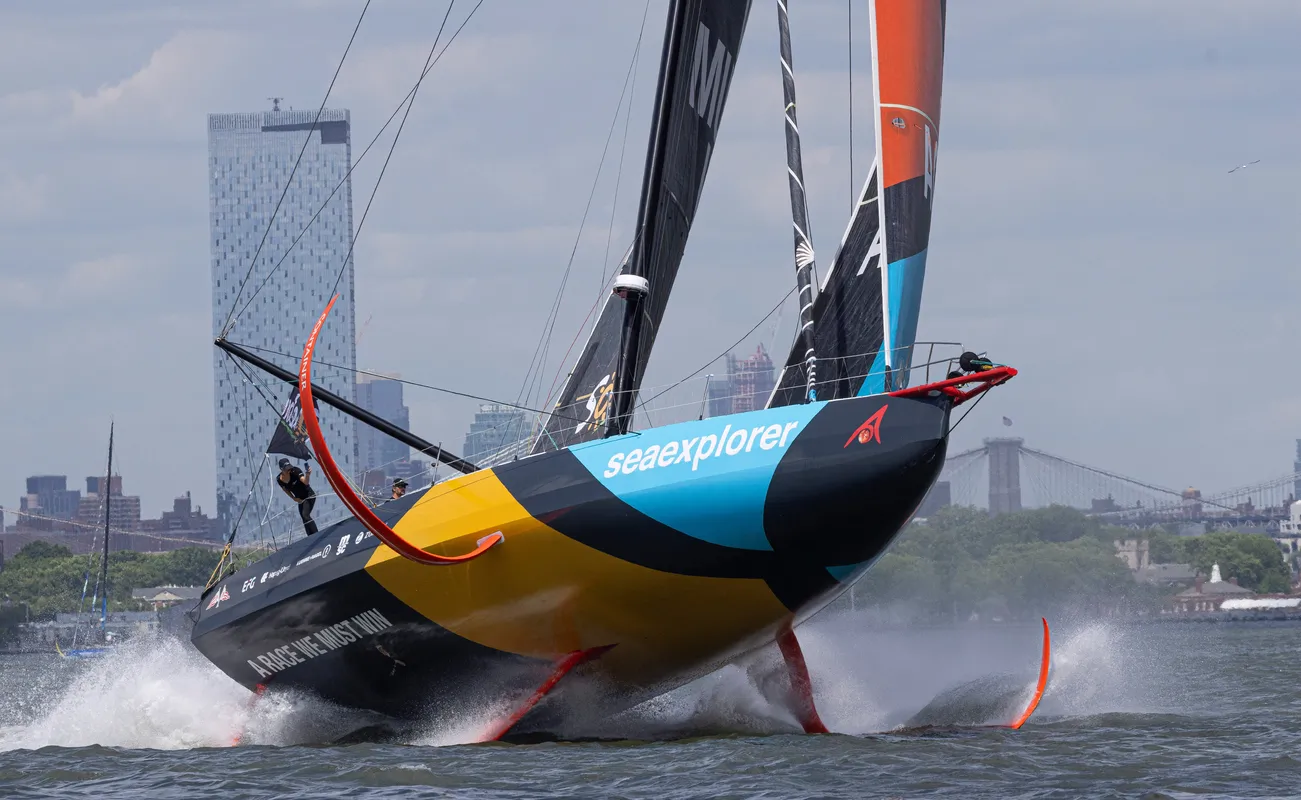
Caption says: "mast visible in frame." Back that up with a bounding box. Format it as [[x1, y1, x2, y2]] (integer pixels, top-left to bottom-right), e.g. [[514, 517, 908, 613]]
[[100, 422, 113, 638], [776, 0, 819, 402], [606, 0, 688, 437]]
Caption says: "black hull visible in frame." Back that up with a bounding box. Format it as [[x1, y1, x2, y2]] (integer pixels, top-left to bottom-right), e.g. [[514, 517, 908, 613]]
[[192, 393, 949, 730]]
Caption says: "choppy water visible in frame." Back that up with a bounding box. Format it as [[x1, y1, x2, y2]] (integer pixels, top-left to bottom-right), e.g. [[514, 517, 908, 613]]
[[3, 615, 1300, 798]]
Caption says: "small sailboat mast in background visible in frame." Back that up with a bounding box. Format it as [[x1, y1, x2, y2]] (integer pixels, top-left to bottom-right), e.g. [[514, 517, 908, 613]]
[[59, 423, 116, 659]]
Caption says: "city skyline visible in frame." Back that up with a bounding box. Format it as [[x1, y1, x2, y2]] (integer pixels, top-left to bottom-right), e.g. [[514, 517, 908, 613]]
[[1, 2, 1299, 516], [355, 372, 411, 478], [208, 107, 359, 538]]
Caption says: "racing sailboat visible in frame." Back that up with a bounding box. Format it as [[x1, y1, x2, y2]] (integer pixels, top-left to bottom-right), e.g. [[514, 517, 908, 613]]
[[195, 0, 1020, 740], [58, 424, 117, 659]]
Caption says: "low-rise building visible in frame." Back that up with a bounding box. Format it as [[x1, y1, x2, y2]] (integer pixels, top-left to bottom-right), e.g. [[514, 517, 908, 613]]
[[1169, 564, 1255, 613], [131, 586, 204, 609]]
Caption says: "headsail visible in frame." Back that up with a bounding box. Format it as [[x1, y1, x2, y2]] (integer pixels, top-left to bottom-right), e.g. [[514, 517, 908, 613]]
[[776, 0, 820, 403], [532, 0, 753, 453], [768, 0, 944, 404], [768, 166, 883, 407], [871, 0, 946, 390]]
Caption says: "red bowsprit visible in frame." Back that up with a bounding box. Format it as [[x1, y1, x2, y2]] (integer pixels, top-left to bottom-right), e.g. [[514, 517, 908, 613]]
[[888, 365, 1017, 406], [298, 296, 503, 565], [483, 644, 616, 742]]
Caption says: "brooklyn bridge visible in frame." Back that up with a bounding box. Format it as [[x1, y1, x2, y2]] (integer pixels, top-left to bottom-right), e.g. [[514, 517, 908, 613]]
[[930, 438, 1301, 531]]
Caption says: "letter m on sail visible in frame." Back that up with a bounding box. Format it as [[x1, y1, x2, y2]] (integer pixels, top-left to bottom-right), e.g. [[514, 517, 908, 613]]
[[688, 22, 733, 132]]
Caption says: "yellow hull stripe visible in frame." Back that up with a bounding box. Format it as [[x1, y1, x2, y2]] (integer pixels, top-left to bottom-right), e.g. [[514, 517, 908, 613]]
[[363, 468, 789, 685]]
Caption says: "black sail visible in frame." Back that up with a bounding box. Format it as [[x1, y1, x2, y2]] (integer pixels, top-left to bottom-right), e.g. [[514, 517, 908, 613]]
[[533, 0, 753, 454], [769, 165, 883, 407]]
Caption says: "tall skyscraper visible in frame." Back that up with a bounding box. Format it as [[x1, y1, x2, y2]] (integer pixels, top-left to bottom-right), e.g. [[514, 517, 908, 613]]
[[17, 476, 81, 530], [356, 373, 411, 477], [464, 404, 530, 464], [706, 345, 776, 418], [209, 107, 358, 539]]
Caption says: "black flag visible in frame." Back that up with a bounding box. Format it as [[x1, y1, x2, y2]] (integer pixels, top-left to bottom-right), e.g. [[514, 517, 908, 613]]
[[267, 387, 314, 460]]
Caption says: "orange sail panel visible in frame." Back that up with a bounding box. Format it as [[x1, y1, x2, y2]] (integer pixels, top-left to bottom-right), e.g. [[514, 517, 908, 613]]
[[874, 0, 944, 191], [870, 0, 946, 385]]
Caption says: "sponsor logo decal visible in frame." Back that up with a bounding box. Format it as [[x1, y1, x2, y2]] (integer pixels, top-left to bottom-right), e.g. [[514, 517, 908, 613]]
[[603, 420, 802, 478], [844, 405, 888, 448], [241, 578, 256, 593], [245, 607, 395, 680], [295, 544, 332, 567], [337, 533, 350, 556], [261, 565, 290, 584], [206, 584, 230, 610], [574, 372, 614, 435], [353, 530, 373, 546]]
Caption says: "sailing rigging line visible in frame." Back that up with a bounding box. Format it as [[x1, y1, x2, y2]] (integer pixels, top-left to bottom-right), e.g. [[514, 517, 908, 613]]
[[514, 2, 654, 418], [225, 355, 285, 553], [634, 286, 797, 413], [226, 341, 597, 429], [227, 350, 337, 547], [219, 0, 373, 337], [2, 508, 219, 549], [220, 356, 279, 551], [601, 0, 653, 291], [69, 486, 107, 651], [327, 0, 460, 300], [225, 0, 487, 332], [847, 0, 854, 212]]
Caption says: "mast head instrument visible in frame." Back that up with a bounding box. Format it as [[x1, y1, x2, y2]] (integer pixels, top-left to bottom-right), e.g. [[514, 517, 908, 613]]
[[612, 274, 650, 299]]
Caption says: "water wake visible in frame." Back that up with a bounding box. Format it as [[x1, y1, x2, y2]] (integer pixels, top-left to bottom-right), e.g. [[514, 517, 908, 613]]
[[0, 617, 1156, 750]]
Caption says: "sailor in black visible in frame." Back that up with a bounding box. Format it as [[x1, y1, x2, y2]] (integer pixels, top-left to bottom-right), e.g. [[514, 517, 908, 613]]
[[277, 458, 318, 536], [391, 478, 408, 501]]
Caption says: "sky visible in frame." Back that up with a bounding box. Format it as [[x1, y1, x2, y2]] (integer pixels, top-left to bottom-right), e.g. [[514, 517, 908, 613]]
[[1, 0, 1299, 517]]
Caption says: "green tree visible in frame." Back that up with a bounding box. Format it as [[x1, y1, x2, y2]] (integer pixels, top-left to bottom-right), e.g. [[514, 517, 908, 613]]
[[1146, 529, 1188, 564], [1184, 532, 1290, 593], [0, 545, 223, 620], [12, 540, 73, 561]]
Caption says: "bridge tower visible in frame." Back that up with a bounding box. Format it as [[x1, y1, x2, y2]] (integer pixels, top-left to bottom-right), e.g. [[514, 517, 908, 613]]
[[1294, 439, 1301, 501], [985, 437, 1023, 513]]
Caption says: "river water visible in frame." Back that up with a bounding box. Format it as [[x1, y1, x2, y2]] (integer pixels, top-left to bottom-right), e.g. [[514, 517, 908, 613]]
[[2, 614, 1299, 799]]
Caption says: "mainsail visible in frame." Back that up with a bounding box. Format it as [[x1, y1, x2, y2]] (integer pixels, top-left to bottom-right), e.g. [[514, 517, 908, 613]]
[[768, 0, 945, 406], [532, 0, 753, 453]]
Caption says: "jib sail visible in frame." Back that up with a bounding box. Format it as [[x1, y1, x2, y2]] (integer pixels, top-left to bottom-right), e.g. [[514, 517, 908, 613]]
[[769, 0, 945, 406], [533, 0, 753, 454]]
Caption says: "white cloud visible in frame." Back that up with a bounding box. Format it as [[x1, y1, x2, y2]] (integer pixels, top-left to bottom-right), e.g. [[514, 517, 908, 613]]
[[63, 254, 150, 295], [2, 0, 1301, 516], [0, 171, 52, 223]]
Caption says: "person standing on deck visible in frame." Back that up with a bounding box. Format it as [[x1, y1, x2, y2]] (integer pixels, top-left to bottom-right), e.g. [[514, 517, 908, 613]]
[[391, 478, 408, 501], [277, 458, 318, 536]]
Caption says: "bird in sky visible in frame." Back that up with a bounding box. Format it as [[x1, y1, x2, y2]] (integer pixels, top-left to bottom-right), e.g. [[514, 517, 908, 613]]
[[1228, 159, 1260, 173]]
